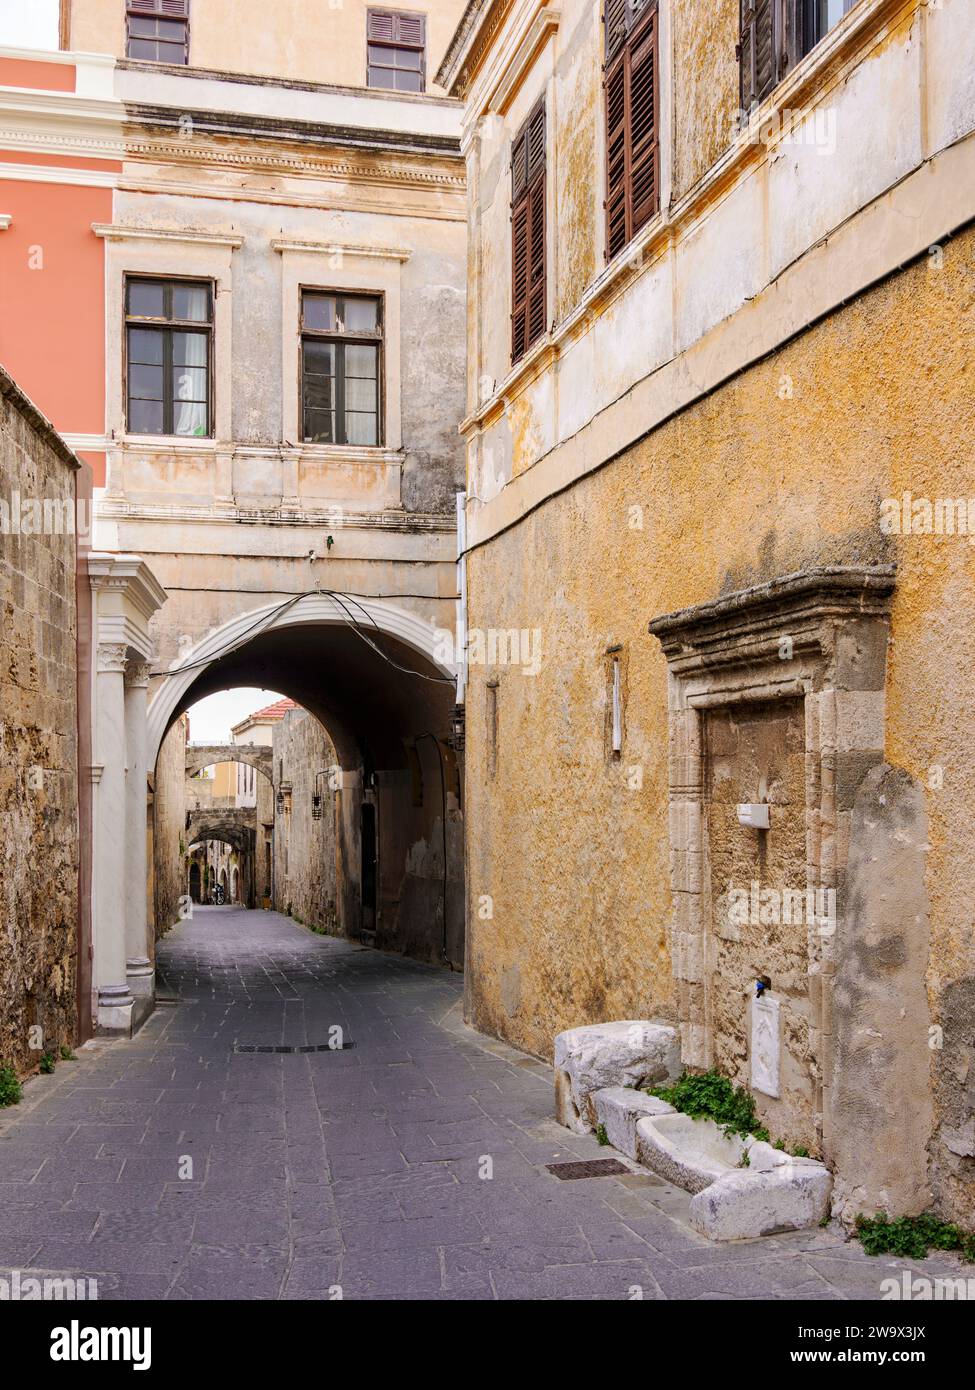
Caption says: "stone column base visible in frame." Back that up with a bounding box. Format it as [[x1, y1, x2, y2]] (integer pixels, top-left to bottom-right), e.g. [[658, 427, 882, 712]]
[[96, 984, 135, 1036], [126, 958, 156, 1033]]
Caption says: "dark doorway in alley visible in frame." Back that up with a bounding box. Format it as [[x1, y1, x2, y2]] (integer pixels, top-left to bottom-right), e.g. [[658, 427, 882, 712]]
[[361, 801, 377, 936]]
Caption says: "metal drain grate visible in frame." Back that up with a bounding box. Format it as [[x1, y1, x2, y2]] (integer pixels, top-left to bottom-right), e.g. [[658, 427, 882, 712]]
[[546, 1158, 630, 1180], [233, 1042, 356, 1053]]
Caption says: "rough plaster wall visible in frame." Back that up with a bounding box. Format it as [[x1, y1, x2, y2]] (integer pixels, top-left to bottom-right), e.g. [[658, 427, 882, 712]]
[[110, 188, 466, 515], [671, 0, 739, 200], [377, 745, 464, 969], [152, 715, 187, 940], [272, 709, 339, 934], [555, 3, 600, 319], [705, 699, 814, 1149], [831, 764, 934, 1222], [465, 229, 975, 1224], [0, 396, 79, 1072], [400, 237, 468, 512]]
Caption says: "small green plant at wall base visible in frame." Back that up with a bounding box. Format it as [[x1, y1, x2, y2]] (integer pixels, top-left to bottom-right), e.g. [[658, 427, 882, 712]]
[[792, 1145, 810, 1158], [0, 1066, 21, 1106], [648, 1070, 769, 1141], [59, 1045, 76, 1061], [595, 1123, 609, 1146], [39, 1052, 56, 1074], [855, 1212, 975, 1263]]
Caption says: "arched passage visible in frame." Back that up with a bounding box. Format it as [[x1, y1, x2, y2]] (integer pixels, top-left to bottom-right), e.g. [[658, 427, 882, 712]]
[[150, 597, 463, 967]]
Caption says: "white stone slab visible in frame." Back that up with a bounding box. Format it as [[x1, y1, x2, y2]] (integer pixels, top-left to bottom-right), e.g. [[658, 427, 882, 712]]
[[553, 1021, 681, 1134], [751, 993, 781, 1098], [592, 1087, 675, 1159], [689, 1158, 832, 1240]]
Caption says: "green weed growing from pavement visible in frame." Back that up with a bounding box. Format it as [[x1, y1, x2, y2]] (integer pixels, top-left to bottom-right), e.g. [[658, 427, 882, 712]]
[[855, 1212, 975, 1263], [595, 1123, 609, 1146], [39, 1052, 56, 1074], [0, 1065, 22, 1106]]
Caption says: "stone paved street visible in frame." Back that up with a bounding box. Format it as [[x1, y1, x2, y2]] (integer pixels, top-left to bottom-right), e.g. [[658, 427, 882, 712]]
[[0, 908, 966, 1301]]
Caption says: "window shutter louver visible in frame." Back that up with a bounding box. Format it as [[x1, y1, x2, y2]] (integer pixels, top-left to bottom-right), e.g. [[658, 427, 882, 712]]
[[368, 10, 396, 41], [527, 174, 546, 346], [395, 13, 425, 46], [511, 199, 530, 362], [604, 5, 659, 261], [604, 50, 628, 259], [627, 14, 658, 234], [510, 100, 547, 363], [128, 0, 189, 14], [739, 0, 778, 111]]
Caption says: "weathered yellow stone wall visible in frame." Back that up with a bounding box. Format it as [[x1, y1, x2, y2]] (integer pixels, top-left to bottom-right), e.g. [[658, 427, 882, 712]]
[[273, 707, 339, 935], [671, 0, 739, 200], [0, 376, 80, 1074], [464, 227, 975, 1224], [151, 713, 186, 940]]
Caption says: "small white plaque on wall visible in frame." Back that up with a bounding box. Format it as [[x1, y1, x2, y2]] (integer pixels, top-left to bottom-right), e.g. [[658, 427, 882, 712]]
[[751, 993, 781, 1098]]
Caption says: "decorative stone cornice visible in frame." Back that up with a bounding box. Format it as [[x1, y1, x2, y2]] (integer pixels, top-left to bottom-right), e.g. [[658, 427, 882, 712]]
[[92, 223, 244, 249], [94, 497, 455, 534], [271, 239, 412, 261], [649, 566, 897, 665], [123, 102, 463, 163], [487, 6, 561, 115], [88, 552, 169, 622]]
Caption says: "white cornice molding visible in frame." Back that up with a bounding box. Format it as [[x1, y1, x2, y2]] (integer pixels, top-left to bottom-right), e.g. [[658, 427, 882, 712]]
[[0, 45, 115, 68], [487, 5, 560, 115], [92, 223, 245, 248], [0, 213, 10, 230], [271, 238, 412, 261], [0, 88, 123, 124], [0, 160, 117, 187], [88, 551, 169, 621], [94, 496, 455, 533]]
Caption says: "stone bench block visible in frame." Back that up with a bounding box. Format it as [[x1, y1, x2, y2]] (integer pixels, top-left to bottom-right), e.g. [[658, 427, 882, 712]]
[[553, 1021, 681, 1134], [689, 1154, 832, 1241], [592, 1087, 675, 1159]]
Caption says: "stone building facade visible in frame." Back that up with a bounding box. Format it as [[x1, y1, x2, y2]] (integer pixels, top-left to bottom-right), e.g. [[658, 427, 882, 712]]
[[0, 368, 86, 1073], [272, 706, 340, 935], [444, 0, 975, 1227], [149, 710, 186, 937], [1, 3, 471, 973]]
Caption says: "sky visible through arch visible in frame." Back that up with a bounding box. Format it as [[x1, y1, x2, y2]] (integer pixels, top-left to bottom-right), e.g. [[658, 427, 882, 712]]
[[185, 688, 286, 744]]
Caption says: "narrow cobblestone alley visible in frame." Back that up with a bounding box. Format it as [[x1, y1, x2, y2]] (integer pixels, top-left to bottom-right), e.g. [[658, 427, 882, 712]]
[[0, 909, 964, 1301]]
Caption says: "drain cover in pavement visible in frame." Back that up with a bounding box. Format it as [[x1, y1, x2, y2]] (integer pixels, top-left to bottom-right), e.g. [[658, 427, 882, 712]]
[[545, 1158, 630, 1180], [233, 1042, 356, 1053]]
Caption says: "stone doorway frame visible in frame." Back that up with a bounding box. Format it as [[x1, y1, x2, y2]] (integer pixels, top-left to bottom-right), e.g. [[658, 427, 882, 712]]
[[649, 565, 895, 1156]]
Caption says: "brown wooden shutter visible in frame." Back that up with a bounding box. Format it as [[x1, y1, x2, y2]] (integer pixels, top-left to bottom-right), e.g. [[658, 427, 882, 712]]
[[511, 100, 547, 363], [604, 4, 659, 261], [739, 0, 778, 111], [627, 10, 658, 235], [604, 46, 628, 260]]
